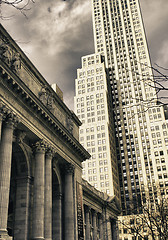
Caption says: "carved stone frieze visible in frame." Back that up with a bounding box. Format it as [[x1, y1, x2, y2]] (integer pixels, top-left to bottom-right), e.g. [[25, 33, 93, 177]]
[[0, 38, 21, 73], [39, 87, 55, 112]]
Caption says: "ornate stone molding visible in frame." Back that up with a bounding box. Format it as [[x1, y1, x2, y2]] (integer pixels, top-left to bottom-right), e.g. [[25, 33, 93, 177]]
[[0, 62, 90, 161], [64, 162, 75, 175], [39, 87, 55, 112], [33, 140, 46, 153], [0, 38, 21, 73], [0, 102, 20, 128], [0, 102, 8, 120], [4, 112, 19, 128], [45, 145, 55, 158]]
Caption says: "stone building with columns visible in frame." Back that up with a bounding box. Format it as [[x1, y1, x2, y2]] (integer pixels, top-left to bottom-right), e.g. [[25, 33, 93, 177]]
[[0, 23, 120, 240]]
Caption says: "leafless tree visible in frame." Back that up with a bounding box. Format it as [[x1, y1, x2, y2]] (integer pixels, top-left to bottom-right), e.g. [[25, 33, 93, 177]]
[[119, 195, 168, 240], [119, 62, 168, 119], [0, 0, 35, 19], [137, 63, 168, 107]]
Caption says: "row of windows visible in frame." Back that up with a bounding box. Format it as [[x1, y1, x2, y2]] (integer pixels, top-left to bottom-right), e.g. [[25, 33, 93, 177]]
[[149, 114, 162, 121], [83, 167, 109, 175], [153, 138, 168, 145], [156, 158, 166, 164], [77, 77, 104, 86], [78, 68, 103, 77], [77, 86, 104, 94], [158, 173, 168, 179], [80, 125, 105, 134], [157, 166, 167, 172], [86, 146, 107, 154], [80, 132, 106, 141]]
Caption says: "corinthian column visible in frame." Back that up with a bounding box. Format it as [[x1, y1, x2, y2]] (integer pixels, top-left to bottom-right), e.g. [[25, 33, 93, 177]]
[[99, 215, 103, 240], [85, 206, 90, 240], [0, 113, 18, 238], [64, 163, 75, 240], [93, 210, 97, 240], [44, 149, 53, 240], [52, 192, 62, 240], [0, 113, 3, 141], [32, 141, 46, 240], [106, 218, 112, 240], [0, 103, 7, 141]]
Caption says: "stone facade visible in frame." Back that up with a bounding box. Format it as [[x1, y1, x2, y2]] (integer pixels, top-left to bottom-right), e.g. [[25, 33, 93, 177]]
[[0, 24, 120, 240], [82, 179, 120, 240]]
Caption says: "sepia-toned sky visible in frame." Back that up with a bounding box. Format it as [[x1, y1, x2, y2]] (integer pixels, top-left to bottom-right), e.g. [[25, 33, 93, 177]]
[[1, 0, 168, 110]]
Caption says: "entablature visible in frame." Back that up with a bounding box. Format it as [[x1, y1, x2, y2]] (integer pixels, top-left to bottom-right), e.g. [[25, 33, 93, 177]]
[[0, 63, 90, 161]]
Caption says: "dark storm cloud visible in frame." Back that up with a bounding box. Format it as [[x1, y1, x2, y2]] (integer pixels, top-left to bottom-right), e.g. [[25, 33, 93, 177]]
[[1, 0, 168, 109], [1, 0, 94, 109], [140, 0, 168, 67]]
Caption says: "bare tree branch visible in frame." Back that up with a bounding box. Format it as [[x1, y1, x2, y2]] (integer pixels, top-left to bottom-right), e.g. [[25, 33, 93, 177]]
[[119, 195, 168, 240], [0, 0, 35, 19]]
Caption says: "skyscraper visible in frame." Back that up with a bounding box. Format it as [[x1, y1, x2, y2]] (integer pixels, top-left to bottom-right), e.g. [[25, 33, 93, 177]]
[[74, 53, 121, 202], [75, 0, 168, 217]]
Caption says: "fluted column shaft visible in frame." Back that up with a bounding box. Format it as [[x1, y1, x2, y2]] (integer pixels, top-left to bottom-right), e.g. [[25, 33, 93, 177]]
[[52, 193, 62, 240], [44, 151, 53, 240], [99, 216, 103, 240], [32, 143, 45, 240], [106, 218, 112, 240], [0, 113, 3, 141], [85, 207, 90, 240], [0, 104, 6, 142], [64, 163, 74, 240], [0, 116, 15, 236], [93, 211, 97, 240]]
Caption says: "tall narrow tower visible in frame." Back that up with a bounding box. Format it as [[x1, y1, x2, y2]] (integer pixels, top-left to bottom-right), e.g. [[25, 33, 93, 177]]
[[74, 53, 121, 202], [91, 0, 168, 215], [75, 0, 168, 216]]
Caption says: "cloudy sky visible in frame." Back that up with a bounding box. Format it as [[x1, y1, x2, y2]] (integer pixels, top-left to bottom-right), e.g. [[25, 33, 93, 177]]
[[1, 0, 168, 110]]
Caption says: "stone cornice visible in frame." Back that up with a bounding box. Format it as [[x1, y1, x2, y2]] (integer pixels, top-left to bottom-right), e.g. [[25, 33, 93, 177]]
[[82, 179, 121, 215], [0, 62, 90, 161], [0, 23, 81, 127]]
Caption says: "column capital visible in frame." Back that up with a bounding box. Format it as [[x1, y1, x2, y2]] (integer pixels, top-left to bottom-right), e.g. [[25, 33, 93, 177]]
[[33, 140, 46, 153], [46, 146, 55, 158], [0, 102, 8, 121], [64, 163, 74, 175], [4, 112, 19, 128]]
